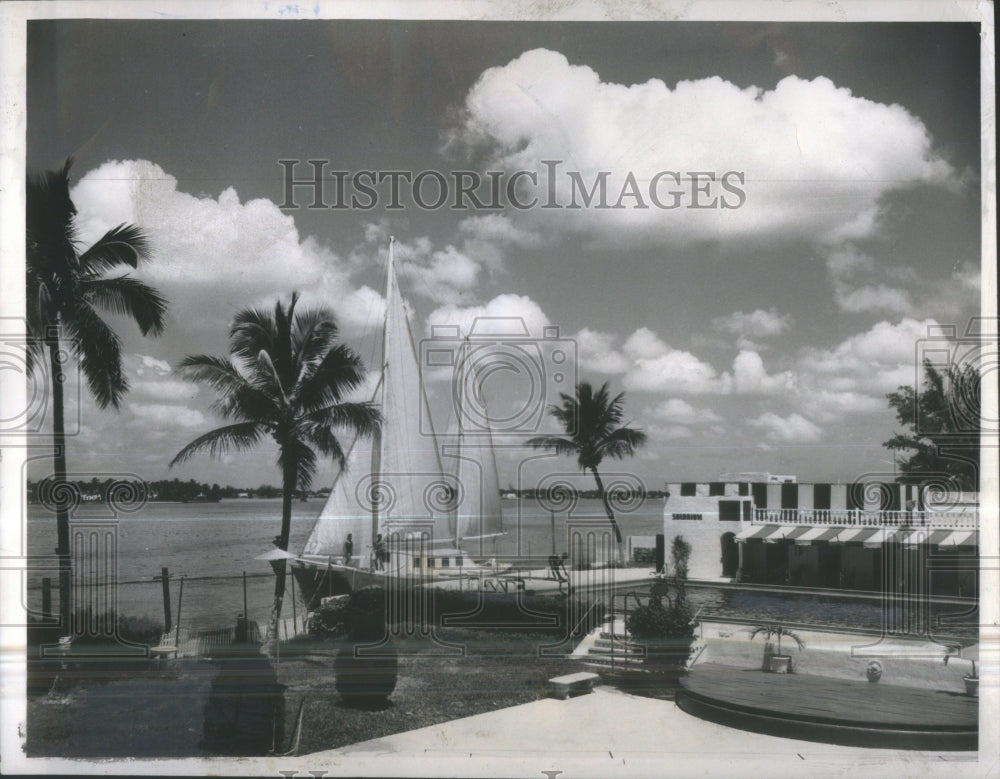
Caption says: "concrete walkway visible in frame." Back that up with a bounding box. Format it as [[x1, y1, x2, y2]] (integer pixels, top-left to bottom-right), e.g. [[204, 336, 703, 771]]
[[314, 686, 978, 777]]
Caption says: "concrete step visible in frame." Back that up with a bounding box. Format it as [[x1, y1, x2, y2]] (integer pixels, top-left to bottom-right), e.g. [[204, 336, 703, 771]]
[[594, 637, 642, 651], [581, 658, 650, 672], [588, 644, 645, 657]]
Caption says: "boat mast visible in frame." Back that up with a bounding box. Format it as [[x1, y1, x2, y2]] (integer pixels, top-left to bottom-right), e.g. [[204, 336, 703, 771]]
[[372, 237, 395, 548]]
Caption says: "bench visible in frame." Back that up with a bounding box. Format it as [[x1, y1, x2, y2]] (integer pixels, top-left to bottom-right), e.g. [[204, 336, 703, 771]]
[[548, 671, 600, 699]]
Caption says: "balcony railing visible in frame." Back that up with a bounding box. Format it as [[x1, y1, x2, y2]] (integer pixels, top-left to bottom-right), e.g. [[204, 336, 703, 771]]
[[753, 508, 979, 530]]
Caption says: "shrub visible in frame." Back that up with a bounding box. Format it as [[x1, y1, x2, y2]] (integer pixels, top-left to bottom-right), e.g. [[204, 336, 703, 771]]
[[626, 596, 694, 641]]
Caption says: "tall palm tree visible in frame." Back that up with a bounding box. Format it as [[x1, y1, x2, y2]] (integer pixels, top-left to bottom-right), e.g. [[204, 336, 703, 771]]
[[26, 158, 168, 632], [527, 381, 647, 566], [170, 293, 380, 650]]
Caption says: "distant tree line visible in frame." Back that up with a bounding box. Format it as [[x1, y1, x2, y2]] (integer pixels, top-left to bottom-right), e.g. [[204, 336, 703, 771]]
[[514, 487, 668, 500], [25, 476, 326, 504]]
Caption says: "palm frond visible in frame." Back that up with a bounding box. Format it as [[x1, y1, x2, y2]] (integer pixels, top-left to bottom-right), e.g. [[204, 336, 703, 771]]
[[62, 301, 126, 409], [26, 159, 78, 278], [525, 435, 578, 458], [302, 423, 348, 469], [170, 422, 268, 466], [80, 275, 167, 336], [599, 427, 648, 460], [295, 343, 368, 411], [230, 306, 277, 364], [306, 401, 382, 439], [78, 224, 151, 273], [176, 354, 248, 394], [292, 307, 339, 371]]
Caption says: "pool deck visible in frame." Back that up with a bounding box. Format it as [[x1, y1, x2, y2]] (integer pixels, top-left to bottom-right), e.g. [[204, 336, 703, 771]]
[[677, 663, 978, 750], [324, 685, 980, 777]]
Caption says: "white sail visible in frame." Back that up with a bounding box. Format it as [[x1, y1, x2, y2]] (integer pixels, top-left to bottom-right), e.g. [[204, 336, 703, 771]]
[[301, 239, 456, 562], [302, 430, 374, 565], [377, 239, 457, 547], [448, 337, 505, 558]]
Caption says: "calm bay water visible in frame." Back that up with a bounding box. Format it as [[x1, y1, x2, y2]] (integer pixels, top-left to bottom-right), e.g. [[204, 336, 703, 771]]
[[24, 497, 977, 640]]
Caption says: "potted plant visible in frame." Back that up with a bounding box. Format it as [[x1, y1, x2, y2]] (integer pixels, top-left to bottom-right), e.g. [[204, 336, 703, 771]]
[[963, 659, 978, 697], [749, 624, 804, 674], [945, 645, 979, 697], [625, 585, 696, 676]]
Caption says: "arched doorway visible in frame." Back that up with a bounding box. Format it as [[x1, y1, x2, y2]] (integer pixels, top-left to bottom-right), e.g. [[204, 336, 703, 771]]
[[720, 532, 739, 577]]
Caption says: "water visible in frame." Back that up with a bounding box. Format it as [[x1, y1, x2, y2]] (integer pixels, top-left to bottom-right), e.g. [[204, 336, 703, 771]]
[[24, 497, 977, 639]]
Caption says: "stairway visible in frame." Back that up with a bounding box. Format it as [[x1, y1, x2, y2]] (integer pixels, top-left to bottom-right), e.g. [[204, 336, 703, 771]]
[[575, 619, 706, 674]]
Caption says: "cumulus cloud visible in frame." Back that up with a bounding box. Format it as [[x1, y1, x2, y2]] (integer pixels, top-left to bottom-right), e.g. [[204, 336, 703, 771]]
[[798, 317, 936, 395], [750, 412, 823, 443], [833, 282, 914, 314], [397, 243, 482, 304], [574, 328, 631, 374], [713, 308, 792, 340], [71, 160, 383, 340], [620, 328, 795, 396], [446, 49, 958, 249], [132, 379, 198, 402], [425, 293, 552, 339], [131, 402, 206, 428], [652, 398, 722, 425]]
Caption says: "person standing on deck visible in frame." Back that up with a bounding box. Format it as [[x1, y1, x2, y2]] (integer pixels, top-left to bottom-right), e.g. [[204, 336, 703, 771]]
[[343, 533, 353, 567], [373, 533, 386, 571]]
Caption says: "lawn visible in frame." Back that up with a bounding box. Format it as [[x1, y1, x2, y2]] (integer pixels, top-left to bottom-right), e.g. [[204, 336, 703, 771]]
[[24, 626, 591, 758]]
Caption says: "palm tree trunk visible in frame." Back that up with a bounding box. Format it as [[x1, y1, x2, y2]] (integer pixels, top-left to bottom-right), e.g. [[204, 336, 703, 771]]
[[48, 336, 72, 635], [590, 467, 626, 567], [265, 458, 296, 655]]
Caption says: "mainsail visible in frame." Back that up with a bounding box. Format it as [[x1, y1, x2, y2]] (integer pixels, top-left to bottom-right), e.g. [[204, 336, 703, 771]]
[[446, 336, 505, 558], [300, 238, 462, 568]]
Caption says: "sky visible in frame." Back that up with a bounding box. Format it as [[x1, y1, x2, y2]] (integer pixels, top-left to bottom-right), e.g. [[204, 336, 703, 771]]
[[21, 19, 985, 492]]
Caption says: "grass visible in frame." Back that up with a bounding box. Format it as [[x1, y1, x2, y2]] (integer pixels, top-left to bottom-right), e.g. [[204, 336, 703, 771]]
[[276, 627, 581, 753], [25, 624, 601, 757]]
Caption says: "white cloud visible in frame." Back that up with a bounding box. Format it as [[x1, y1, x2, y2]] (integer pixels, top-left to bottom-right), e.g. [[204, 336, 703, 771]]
[[136, 355, 172, 375], [132, 379, 198, 402], [749, 412, 823, 443], [652, 398, 722, 425], [621, 329, 794, 396], [71, 160, 382, 340], [425, 293, 552, 339], [798, 317, 936, 395], [731, 350, 797, 395], [131, 402, 206, 428], [447, 49, 957, 249], [397, 244, 482, 304], [712, 308, 792, 339], [574, 328, 630, 374], [833, 282, 914, 314]]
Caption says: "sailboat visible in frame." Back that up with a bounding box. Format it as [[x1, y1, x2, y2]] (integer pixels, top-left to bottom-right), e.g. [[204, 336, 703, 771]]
[[291, 238, 508, 605]]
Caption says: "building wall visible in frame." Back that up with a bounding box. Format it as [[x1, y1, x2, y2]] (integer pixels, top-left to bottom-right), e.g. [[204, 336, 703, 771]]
[[663, 480, 978, 587]]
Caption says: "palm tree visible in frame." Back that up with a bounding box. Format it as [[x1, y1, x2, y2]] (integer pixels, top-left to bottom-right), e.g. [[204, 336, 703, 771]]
[[527, 381, 647, 566], [170, 293, 380, 650], [26, 158, 168, 632]]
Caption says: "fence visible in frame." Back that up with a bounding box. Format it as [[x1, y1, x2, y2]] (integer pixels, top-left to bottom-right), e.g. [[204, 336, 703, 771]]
[[754, 508, 980, 529]]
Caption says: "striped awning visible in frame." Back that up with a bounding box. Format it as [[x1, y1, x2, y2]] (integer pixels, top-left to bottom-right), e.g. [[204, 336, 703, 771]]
[[763, 525, 799, 544], [734, 525, 978, 548], [792, 526, 850, 545], [938, 530, 978, 547], [839, 527, 881, 545], [735, 524, 782, 541]]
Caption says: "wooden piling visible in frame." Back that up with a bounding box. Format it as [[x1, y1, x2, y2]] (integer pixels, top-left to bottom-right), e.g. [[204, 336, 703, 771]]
[[41, 577, 52, 620], [174, 576, 185, 651], [158, 567, 172, 633]]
